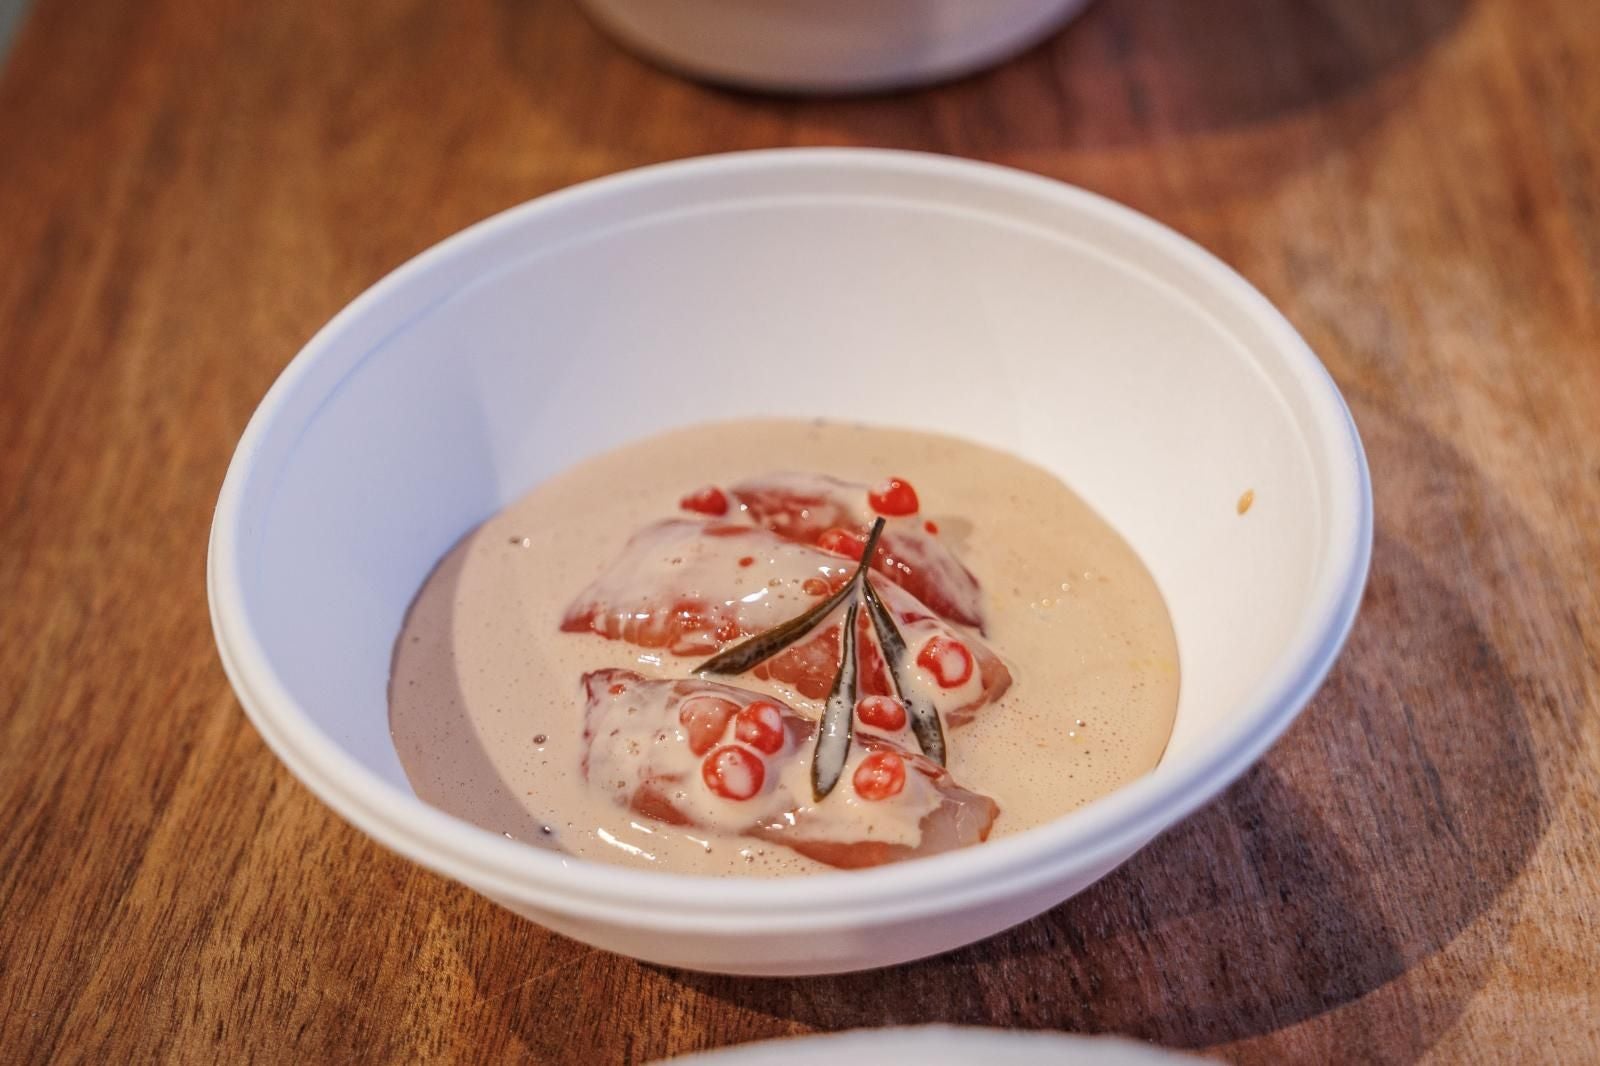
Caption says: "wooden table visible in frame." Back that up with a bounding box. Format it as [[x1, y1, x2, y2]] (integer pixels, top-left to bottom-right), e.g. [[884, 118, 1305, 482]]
[[4, 0, 1597, 1061]]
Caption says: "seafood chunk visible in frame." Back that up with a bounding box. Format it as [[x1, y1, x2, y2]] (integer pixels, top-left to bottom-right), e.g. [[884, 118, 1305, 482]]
[[727, 472, 986, 629], [563, 522, 1010, 720], [581, 669, 999, 868]]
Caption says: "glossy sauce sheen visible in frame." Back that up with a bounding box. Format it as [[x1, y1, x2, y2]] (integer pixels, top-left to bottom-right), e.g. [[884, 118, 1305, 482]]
[[389, 421, 1180, 876]]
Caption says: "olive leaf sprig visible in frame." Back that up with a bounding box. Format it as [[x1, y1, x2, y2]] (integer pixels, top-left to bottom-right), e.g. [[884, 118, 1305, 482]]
[[695, 516, 948, 799], [812, 601, 859, 800]]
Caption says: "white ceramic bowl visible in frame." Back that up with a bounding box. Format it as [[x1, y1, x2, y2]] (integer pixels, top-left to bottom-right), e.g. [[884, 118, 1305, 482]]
[[577, 0, 1094, 94], [209, 149, 1371, 976]]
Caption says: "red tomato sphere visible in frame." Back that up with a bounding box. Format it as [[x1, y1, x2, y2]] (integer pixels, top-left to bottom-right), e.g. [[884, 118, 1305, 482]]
[[868, 477, 919, 517], [855, 695, 908, 731], [916, 635, 974, 688], [702, 745, 765, 800], [734, 700, 786, 755], [853, 751, 907, 800]]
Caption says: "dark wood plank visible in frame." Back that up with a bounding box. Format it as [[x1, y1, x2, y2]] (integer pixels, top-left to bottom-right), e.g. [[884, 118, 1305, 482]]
[[2, 0, 1597, 1061]]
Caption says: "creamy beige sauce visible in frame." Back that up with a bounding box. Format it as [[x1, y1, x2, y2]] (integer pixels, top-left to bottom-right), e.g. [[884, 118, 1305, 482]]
[[389, 420, 1179, 876]]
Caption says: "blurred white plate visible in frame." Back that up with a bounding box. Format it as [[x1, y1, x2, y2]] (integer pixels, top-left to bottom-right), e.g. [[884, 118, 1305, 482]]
[[658, 1026, 1212, 1064]]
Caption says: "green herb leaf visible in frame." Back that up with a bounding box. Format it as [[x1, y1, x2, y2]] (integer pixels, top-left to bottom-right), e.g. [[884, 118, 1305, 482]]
[[812, 601, 859, 800], [862, 576, 947, 765]]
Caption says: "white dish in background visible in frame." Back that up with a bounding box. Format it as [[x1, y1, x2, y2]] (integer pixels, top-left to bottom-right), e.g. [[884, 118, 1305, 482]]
[[208, 149, 1371, 975], [577, 0, 1094, 94], [658, 1026, 1212, 1064]]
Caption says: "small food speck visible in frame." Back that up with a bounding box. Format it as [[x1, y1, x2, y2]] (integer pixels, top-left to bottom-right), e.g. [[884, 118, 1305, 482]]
[[533, 733, 548, 745], [1237, 489, 1255, 515]]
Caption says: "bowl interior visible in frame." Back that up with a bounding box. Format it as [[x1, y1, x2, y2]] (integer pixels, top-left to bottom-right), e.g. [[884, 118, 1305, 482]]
[[221, 152, 1355, 850]]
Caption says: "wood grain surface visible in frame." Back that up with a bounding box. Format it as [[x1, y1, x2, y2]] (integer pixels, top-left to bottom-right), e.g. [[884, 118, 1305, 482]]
[[3, 0, 1597, 1061]]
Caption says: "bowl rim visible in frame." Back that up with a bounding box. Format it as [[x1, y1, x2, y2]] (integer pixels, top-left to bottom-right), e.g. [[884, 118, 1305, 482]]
[[208, 147, 1372, 931]]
